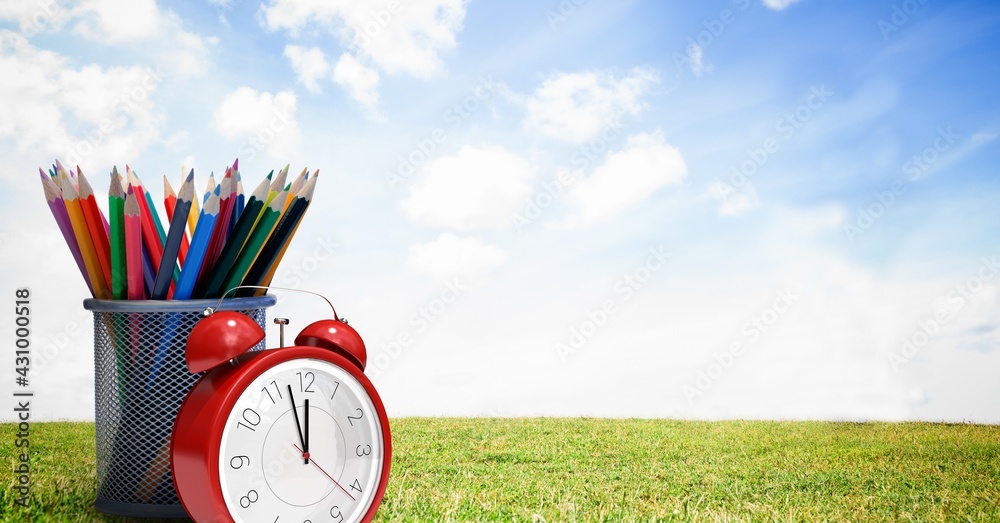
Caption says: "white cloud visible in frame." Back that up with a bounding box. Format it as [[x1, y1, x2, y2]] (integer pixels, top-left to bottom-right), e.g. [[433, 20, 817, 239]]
[[0, 0, 213, 76], [332, 52, 381, 118], [407, 233, 509, 278], [566, 132, 686, 225], [72, 0, 163, 42], [0, 30, 163, 175], [213, 87, 301, 159], [708, 180, 760, 215], [0, 2, 72, 36], [284, 45, 330, 93], [761, 0, 802, 10], [402, 145, 535, 230], [260, 0, 468, 79], [523, 68, 658, 143]]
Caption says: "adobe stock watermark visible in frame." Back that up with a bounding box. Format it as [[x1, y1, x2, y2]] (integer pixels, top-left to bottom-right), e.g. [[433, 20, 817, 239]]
[[18, 0, 66, 38], [275, 236, 340, 291], [710, 84, 832, 210], [31, 308, 90, 373], [236, 100, 297, 161], [683, 287, 798, 402], [366, 278, 467, 379], [64, 66, 164, 167], [842, 127, 957, 242], [555, 247, 670, 362], [384, 75, 502, 190], [511, 114, 628, 233], [353, 1, 400, 48], [671, 0, 750, 79], [888, 255, 999, 371], [545, 0, 588, 30], [878, 0, 929, 41]]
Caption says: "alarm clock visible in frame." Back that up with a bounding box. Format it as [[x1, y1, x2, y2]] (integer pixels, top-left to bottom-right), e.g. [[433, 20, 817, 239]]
[[170, 303, 391, 523]]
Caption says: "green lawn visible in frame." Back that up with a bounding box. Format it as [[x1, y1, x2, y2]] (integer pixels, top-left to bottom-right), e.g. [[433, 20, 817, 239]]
[[1, 419, 998, 522]]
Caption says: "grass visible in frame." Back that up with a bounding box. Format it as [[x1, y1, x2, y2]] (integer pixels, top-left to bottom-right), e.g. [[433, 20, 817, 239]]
[[1, 419, 999, 522]]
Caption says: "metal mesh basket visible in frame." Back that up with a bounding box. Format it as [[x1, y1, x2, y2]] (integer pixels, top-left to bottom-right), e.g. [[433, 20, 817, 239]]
[[84, 295, 276, 518]]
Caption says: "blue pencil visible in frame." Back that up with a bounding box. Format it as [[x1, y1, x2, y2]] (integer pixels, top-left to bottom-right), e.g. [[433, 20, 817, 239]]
[[230, 170, 244, 235], [151, 170, 194, 299], [173, 192, 220, 300]]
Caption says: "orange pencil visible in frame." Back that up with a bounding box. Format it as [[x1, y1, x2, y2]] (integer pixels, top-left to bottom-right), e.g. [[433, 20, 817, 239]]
[[61, 173, 109, 298]]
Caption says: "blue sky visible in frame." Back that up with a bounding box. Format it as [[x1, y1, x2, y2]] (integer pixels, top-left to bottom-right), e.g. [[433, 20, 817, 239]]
[[1, 0, 999, 422]]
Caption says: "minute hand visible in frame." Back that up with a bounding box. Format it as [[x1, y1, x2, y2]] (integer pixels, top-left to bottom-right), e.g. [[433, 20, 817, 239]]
[[287, 385, 308, 464]]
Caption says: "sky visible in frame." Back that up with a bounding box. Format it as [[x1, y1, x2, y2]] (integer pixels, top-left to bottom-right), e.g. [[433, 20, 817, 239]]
[[1, 0, 999, 423]]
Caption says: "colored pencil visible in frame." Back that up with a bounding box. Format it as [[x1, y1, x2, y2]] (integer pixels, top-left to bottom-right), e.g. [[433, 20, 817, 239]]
[[62, 173, 109, 298], [124, 189, 145, 300], [231, 170, 244, 234], [200, 170, 233, 282], [221, 187, 286, 293], [202, 172, 216, 205], [40, 171, 94, 296], [174, 192, 220, 300], [127, 171, 166, 287], [199, 175, 271, 299], [247, 175, 318, 292], [285, 168, 308, 211], [185, 167, 200, 237], [266, 165, 289, 205], [152, 171, 194, 300], [76, 168, 114, 292], [109, 172, 127, 300], [164, 174, 190, 265]]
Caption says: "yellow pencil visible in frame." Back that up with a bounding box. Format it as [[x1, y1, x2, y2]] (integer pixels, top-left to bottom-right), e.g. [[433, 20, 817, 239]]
[[184, 166, 200, 237], [62, 173, 110, 298]]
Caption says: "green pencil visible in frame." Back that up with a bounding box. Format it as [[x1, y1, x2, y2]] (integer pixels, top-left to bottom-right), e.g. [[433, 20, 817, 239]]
[[108, 170, 127, 300], [220, 187, 286, 294], [199, 175, 271, 298]]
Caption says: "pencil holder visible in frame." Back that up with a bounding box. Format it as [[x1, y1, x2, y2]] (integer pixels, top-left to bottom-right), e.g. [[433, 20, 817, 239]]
[[84, 295, 276, 518]]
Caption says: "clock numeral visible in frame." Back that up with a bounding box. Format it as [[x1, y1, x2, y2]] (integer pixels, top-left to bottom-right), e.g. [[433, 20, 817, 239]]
[[330, 506, 344, 522], [330, 381, 340, 400], [239, 489, 258, 509], [238, 408, 261, 432], [262, 380, 282, 404], [356, 444, 372, 457], [347, 408, 363, 426], [297, 371, 316, 393], [230, 455, 251, 469], [350, 479, 363, 493]]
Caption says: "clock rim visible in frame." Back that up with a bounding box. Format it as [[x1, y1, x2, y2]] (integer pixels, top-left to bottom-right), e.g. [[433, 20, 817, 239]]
[[170, 346, 392, 523]]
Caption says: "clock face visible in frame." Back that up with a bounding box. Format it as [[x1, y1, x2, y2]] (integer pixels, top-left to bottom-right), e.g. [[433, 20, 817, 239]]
[[218, 358, 385, 522]]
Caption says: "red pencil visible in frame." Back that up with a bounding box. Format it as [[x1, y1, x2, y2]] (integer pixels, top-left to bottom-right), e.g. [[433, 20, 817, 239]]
[[124, 188, 145, 300], [127, 170, 165, 284], [76, 167, 113, 292], [197, 169, 232, 288]]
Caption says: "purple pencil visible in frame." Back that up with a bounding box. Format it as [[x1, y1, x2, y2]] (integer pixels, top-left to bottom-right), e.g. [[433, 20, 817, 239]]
[[40, 169, 94, 296]]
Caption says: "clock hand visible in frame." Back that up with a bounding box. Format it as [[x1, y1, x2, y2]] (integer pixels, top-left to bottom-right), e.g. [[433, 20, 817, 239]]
[[292, 443, 356, 501], [304, 398, 310, 459], [287, 385, 308, 464]]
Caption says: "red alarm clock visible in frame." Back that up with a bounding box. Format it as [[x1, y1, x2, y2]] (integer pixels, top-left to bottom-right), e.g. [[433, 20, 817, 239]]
[[171, 295, 391, 523]]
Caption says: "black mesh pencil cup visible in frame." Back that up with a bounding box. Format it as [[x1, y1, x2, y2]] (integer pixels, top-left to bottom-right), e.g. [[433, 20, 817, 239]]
[[85, 295, 276, 518]]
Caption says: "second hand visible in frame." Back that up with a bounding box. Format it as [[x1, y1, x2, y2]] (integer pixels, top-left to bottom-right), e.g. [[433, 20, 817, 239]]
[[292, 443, 356, 501]]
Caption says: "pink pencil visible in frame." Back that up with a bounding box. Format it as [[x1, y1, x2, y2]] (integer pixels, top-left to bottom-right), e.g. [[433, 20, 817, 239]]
[[124, 188, 145, 300], [40, 169, 94, 296]]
